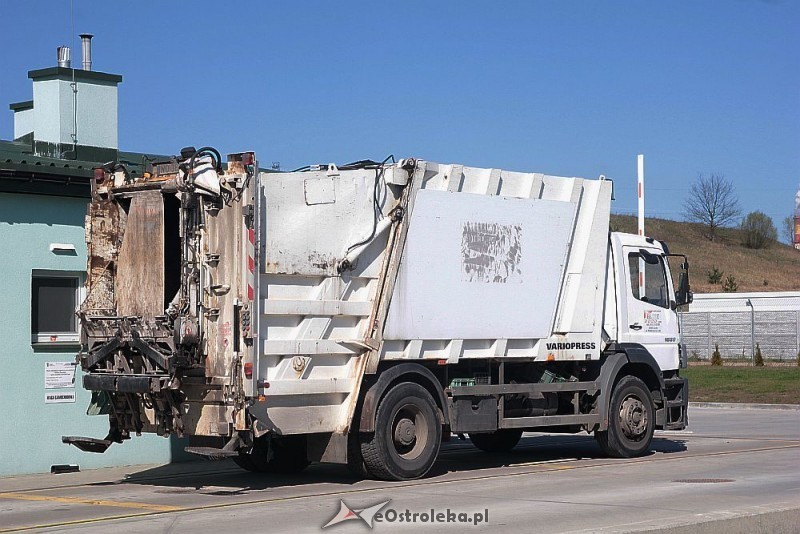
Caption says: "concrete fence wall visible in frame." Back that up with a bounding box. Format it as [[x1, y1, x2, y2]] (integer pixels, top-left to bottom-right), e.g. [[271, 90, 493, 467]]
[[679, 292, 800, 360]]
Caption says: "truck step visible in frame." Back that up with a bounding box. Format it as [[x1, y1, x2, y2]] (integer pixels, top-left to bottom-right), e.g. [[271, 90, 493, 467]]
[[663, 377, 687, 387], [62, 436, 113, 454], [184, 446, 240, 460]]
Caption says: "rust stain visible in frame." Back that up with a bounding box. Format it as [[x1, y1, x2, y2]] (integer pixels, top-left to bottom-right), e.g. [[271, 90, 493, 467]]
[[461, 221, 522, 283]]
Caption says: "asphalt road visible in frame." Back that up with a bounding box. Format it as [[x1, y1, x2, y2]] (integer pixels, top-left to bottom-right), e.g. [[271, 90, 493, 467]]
[[1, 407, 798, 533]]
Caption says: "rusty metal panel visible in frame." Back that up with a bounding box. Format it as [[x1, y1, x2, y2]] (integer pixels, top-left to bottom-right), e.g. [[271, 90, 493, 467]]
[[83, 200, 125, 312], [116, 191, 164, 317], [202, 199, 243, 379]]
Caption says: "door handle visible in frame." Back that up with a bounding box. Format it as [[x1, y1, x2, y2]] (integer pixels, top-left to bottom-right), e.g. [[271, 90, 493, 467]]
[[630, 323, 642, 330]]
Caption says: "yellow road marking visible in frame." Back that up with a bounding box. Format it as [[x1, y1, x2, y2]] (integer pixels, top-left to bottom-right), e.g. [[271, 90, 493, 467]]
[[0, 491, 181, 512]]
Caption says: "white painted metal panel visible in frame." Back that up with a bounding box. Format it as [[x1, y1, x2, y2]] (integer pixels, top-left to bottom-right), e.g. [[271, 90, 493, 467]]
[[262, 171, 392, 277], [384, 189, 576, 340]]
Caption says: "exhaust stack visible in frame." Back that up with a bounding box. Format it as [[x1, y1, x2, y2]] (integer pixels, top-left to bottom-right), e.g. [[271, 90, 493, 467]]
[[80, 34, 93, 71], [57, 46, 71, 68]]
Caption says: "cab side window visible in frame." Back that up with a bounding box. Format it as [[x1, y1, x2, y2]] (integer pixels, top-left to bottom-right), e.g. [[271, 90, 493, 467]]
[[628, 253, 669, 309]]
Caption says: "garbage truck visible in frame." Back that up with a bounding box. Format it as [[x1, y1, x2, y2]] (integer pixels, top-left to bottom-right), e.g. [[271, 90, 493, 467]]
[[64, 148, 691, 480]]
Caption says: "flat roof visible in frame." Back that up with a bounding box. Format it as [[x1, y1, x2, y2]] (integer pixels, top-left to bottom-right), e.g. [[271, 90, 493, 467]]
[[9, 100, 33, 111], [0, 140, 165, 198], [28, 67, 122, 84]]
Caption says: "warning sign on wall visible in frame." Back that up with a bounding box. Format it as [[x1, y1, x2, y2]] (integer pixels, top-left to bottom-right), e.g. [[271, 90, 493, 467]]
[[45, 391, 76, 404], [45, 361, 76, 389]]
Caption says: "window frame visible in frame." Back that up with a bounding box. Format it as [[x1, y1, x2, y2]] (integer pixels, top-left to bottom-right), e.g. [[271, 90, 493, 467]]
[[626, 252, 671, 310], [31, 270, 85, 346]]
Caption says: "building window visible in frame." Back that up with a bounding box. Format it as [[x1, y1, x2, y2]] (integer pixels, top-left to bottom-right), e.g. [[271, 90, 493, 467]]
[[31, 272, 82, 344]]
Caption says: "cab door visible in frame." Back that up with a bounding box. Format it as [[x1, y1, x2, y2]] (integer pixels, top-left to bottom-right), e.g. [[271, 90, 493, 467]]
[[618, 245, 680, 371]]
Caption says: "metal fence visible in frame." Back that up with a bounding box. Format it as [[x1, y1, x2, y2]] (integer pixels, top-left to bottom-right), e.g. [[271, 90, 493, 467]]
[[679, 292, 800, 361]]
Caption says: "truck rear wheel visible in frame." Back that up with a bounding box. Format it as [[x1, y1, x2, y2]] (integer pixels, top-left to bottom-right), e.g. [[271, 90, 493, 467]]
[[595, 376, 655, 458], [233, 435, 310, 474], [360, 382, 442, 481], [469, 429, 523, 453]]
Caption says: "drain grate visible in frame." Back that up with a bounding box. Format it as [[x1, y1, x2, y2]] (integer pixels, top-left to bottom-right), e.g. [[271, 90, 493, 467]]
[[672, 478, 735, 484]]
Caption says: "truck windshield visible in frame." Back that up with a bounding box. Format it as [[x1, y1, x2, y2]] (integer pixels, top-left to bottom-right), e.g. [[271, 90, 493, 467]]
[[628, 253, 669, 309]]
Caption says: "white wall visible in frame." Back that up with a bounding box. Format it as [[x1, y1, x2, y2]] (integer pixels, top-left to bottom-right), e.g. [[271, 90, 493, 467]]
[[13, 108, 33, 139], [31, 77, 118, 149]]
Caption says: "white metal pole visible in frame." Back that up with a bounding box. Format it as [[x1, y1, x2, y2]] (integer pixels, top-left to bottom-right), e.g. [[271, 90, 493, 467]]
[[637, 154, 645, 237], [638, 154, 645, 299]]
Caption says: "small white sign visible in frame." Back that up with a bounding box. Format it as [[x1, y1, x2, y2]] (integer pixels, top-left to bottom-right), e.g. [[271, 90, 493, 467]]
[[45, 361, 76, 389], [45, 391, 76, 404]]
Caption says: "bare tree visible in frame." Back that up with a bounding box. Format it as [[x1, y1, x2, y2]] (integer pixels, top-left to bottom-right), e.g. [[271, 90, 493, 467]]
[[684, 173, 741, 241], [785, 215, 796, 246]]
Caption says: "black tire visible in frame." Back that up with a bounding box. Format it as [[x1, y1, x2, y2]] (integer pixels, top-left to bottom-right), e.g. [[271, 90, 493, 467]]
[[596, 376, 655, 458], [360, 382, 442, 481], [469, 429, 523, 453], [233, 435, 310, 474]]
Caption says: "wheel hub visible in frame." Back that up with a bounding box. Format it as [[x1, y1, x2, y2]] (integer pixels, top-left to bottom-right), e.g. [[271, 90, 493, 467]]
[[619, 396, 647, 440], [394, 418, 416, 447]]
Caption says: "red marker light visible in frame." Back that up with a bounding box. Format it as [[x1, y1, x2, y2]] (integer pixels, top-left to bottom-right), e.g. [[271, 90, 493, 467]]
[[93, 168, 105, 183], [243, 362, 253, 379], [242, 152, 254, 166]]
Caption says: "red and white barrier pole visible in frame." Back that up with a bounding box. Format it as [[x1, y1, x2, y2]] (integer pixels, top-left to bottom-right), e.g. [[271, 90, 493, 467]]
[[638, 154, 645, 298]]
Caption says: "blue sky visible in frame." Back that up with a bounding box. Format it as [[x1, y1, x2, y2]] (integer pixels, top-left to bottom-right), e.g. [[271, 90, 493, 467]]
[[1, 1, 798, 228]]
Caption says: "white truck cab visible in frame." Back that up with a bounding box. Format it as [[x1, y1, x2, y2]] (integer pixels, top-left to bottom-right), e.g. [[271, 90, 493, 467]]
[[610, 232, 689, 372]]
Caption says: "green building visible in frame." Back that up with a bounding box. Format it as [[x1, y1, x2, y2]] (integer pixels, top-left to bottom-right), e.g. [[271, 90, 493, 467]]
[[0, 44, 181, 476]]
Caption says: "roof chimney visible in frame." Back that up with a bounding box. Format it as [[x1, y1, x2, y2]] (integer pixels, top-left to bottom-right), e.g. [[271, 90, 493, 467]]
[[79, 34, 93, 71], [56, 46, 71, 68], [9, 35, 122, 160]]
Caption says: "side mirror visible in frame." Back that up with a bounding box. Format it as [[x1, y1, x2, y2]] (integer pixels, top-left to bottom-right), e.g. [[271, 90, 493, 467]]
[[676, 272, 692, 306]]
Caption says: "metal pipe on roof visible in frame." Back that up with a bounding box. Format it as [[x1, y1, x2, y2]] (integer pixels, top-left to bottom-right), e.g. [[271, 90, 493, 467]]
[[79, 34, 93, 71], [57, 46, 71, 68]]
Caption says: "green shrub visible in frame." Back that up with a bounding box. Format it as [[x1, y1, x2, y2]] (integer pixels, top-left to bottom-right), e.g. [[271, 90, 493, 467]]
[[740, 211, 777, 249], [711, 344, 723, 366], [707, 267, 723, 285], [754, 343, 764, 367], [722, 274, 738, 292]]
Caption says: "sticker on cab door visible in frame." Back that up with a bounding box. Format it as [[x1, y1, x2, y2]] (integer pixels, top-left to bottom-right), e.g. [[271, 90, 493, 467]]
[[643, 310, 662, 332]]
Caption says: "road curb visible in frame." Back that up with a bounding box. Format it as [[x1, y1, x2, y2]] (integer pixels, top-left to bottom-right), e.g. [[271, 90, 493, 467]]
[[635, 506, 800, 534], [690, 402, 800, 411]]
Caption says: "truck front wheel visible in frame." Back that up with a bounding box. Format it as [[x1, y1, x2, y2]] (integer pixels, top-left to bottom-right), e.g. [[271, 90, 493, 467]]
[[595, 376, 655, 458], [360, 382, 442, 480]]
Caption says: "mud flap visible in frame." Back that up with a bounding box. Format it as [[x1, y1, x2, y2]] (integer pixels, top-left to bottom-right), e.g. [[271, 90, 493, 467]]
[[86, 390, 111, 416], [184, 434, 242, 460]]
